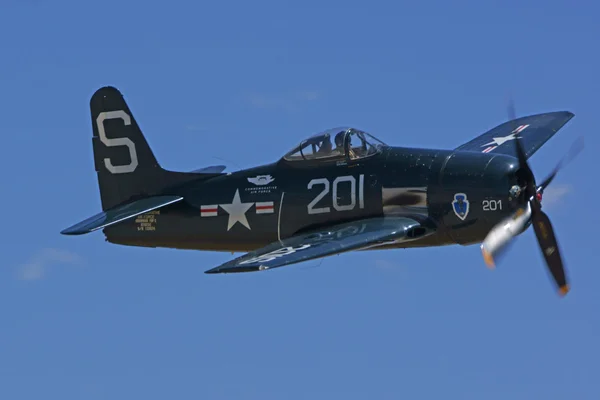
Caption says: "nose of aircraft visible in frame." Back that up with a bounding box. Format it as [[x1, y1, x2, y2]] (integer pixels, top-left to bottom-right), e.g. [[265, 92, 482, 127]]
[[483, 154, 522, 206], [480, 135, 583, 297]]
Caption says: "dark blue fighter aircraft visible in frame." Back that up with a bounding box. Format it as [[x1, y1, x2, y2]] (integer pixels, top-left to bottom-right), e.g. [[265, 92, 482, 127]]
[[61, 87, 583, 297]]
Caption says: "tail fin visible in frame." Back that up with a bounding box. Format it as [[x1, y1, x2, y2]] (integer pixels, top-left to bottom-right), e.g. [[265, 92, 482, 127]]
[[91, 86, 189, 210]]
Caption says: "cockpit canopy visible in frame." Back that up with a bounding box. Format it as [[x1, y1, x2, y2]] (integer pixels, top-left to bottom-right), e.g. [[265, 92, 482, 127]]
[[282, 127, 387, 163]]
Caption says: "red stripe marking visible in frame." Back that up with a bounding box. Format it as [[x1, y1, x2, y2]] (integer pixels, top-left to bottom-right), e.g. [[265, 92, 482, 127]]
[[256, 205, 273, 210]]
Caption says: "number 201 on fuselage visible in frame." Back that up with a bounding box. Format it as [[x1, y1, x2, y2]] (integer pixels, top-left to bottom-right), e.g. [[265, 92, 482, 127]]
[[307, 174, 365, 214]]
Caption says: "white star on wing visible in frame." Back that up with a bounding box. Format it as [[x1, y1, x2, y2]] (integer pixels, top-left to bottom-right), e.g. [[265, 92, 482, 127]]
[[482, 132, 521, 147], [219, 189, 253, 231], [481, 124, 529, 147]]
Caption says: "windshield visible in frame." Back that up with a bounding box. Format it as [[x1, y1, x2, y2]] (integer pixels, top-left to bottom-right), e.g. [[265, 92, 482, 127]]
[[283, 127, 387, 162], [346, 129, 387, 160], [283, 128, 348, 161]]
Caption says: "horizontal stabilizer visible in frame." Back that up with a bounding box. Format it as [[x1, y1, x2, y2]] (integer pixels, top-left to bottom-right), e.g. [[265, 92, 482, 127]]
[[190, 165, 226, 174], [60, 195, 183, 235]]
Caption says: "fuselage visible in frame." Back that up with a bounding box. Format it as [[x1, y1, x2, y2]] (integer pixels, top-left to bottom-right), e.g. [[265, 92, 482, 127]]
[[103, 146, 522, 252], [62, 86, 574, 292]]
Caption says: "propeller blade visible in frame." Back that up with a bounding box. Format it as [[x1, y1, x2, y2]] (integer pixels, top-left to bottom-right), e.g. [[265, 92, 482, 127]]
[[507, 99, 535, 195], [531, 209, 569, 296], [537, 136, 585, 193], [498, 96, 573, 297], [481, 204, 532, 269], [507, 95, 517, 121]]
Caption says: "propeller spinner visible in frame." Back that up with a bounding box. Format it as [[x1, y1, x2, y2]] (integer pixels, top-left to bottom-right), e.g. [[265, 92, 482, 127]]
[[480, 102, 583, 297]]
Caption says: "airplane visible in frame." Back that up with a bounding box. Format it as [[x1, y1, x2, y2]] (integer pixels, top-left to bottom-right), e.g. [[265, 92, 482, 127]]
[[61, 86, 583, 296]]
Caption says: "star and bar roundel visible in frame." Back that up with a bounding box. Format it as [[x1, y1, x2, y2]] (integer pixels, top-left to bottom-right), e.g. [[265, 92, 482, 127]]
[[200, 189, 275, 231], [481, 124, 529, 153]]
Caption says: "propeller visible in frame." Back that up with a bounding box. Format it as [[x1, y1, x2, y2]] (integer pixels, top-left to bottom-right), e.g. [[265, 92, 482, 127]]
[[481, 100, 583, 297]]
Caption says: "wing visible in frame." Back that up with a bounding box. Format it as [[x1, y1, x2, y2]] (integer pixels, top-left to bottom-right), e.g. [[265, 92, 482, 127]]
[[204, 216, 433, 273], [454, 111, 574, 159], [60, 195, 183, 235]]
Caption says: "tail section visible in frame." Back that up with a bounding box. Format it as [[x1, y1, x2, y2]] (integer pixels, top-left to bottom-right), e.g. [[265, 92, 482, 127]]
[[61, 86, 226, 236], [91, 86, 171, 210]]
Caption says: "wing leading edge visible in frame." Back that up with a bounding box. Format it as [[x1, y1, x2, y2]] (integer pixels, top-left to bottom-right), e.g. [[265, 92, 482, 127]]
[[205, 216, 433, 274], [455, 111, 574, 159]]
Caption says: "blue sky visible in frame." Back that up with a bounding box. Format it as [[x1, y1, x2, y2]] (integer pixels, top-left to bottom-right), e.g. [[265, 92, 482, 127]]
[[1, 0, 599, 398]]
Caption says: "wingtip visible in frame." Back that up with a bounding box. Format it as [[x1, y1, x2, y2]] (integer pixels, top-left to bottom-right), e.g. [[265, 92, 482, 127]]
[[205, 265, 262, 274], [204, 268, 220, 274], [60, 227, 85, 235], [546, 110, 574, 119]]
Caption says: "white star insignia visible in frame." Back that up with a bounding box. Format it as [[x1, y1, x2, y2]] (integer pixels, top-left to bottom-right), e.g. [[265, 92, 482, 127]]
[[481, 124, 530, 148], [219, 189, 253, 231], [482, 133, 521, 147]]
